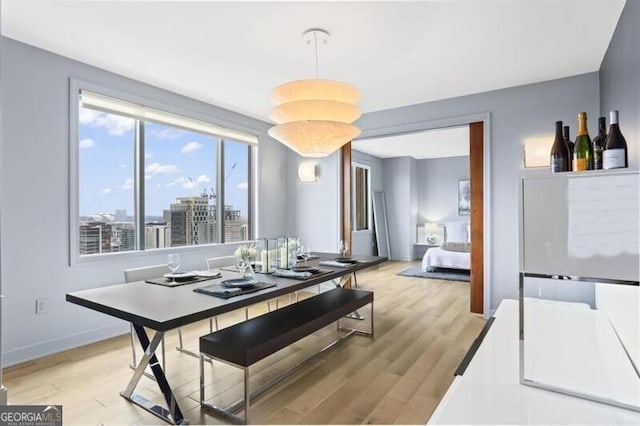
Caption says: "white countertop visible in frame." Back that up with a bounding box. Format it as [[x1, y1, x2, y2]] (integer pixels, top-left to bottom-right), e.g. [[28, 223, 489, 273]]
[[428, 299, 640, 425]]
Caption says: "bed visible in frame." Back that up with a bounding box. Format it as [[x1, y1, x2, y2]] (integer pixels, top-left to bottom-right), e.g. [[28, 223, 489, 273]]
[[421, 221, 471, 272]]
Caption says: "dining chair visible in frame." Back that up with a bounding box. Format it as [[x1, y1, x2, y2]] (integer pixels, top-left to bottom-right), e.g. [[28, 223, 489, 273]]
[[124, 264, 169, 374]]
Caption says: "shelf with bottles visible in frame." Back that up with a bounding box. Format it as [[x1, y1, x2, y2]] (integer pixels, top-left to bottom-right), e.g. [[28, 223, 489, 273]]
[[549, 110, 629, 174]]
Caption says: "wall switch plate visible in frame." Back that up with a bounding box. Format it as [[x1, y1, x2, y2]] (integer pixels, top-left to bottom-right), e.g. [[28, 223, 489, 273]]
[[36, 298, 48, 315]]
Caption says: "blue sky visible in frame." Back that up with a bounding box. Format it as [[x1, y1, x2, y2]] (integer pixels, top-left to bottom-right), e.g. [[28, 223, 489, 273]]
[[78, 107, 249, 218]]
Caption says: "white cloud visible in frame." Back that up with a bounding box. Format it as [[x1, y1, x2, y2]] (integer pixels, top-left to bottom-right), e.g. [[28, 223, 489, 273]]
[[145, 162, 177, 179], [79, 108, 100, 125], [79, 138, 95, 149], [166, 175, 210, 189], [195, 174, 210, 184], [79, 107, 134, 136], [122, 178, 134, 190], [181, 141, 203, 154], [120, 164, 127, 169], [100, 187, 113, 194], [237, 182, 248, 190], [152, 127, 184, 139]]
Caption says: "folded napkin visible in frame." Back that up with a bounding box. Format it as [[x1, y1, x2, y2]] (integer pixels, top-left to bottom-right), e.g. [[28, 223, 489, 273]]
[[272, 269, 313, 279], [195, 269, 222, 278], [318, 260, 352, 268]]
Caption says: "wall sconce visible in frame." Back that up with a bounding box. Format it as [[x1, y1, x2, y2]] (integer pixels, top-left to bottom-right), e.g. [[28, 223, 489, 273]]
[[298, 161, 318, 183], [523, 136, 553, 168]]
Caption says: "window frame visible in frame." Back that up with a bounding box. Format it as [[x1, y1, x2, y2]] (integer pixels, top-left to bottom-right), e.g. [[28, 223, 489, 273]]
[[69, 79, 259, 264], [351, 162, 372, 232]]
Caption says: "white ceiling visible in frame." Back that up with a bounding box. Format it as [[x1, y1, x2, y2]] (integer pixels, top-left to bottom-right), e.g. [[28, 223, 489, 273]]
[[1, 1, 625, 123], [353, 125, 469, 159]]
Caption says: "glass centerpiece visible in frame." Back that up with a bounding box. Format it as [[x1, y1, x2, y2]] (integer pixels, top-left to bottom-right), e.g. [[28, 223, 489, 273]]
[[254, 238, 277, 274], [276, 236, 299, 270]]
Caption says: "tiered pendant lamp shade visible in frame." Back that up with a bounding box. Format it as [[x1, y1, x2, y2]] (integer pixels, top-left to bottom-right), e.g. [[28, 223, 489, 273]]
[[268, 29, 362, 157]]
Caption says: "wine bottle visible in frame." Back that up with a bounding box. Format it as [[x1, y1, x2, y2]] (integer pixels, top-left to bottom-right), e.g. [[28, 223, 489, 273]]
[[573, 112, 593, 171], [591, 116, 607, 170], [563, 125, 574, 167], [603, 110, 628, 169], [550, 121, 570, 172]]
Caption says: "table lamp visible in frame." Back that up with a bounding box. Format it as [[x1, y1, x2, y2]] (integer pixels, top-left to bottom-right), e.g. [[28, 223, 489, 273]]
[[424, 223, 439, 244]]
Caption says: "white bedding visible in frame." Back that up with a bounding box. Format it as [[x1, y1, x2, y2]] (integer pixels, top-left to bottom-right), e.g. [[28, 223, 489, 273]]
[[421, 246, 470, 271]]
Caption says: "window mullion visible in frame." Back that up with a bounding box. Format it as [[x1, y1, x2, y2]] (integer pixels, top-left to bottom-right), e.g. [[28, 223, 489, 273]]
[[217, 138, 225, 243], [135, 120, 146, 250]]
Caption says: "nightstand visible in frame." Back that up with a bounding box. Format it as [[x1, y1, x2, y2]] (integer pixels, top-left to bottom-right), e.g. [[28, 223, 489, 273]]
[[413, 243, 440, 260]]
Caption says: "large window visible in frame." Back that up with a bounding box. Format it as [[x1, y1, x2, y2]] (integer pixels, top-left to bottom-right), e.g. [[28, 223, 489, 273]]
[[76, 89, 257, 257]]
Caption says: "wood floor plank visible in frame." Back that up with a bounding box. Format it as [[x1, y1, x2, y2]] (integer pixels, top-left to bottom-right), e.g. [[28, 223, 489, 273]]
[[3, 260, 484, 425]]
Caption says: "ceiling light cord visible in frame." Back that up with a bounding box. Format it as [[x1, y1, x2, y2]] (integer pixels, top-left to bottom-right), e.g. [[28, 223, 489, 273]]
[[313, 31, 320, 79]]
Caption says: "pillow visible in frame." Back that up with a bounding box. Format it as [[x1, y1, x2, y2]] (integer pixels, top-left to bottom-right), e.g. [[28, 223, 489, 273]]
[[442, 242, 471, 253], [445, 221, 468, 243]]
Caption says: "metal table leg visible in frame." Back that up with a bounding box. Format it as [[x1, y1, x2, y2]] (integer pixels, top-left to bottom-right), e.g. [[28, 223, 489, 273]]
[[120, 324, 188, 425]]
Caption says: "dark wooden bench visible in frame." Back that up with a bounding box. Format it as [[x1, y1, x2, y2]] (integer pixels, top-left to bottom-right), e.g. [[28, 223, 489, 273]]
[[199, 287, 374, 424]]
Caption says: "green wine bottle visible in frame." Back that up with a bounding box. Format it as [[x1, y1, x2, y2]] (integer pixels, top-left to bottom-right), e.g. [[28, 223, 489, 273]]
[[591, 116, 607, 170], [572, 112, 593, 171]]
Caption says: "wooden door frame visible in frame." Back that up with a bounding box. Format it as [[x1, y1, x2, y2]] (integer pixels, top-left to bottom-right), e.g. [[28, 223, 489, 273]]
[[469, 122, 484, 314], [342, 113, 492, 318]]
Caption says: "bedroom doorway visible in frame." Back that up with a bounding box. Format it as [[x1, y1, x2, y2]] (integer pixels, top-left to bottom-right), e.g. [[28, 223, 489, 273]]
[[342, 117, 488, 316]]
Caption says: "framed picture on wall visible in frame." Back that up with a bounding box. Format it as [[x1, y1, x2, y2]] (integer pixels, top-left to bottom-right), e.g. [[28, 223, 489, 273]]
[[458, 179, 471, 216]]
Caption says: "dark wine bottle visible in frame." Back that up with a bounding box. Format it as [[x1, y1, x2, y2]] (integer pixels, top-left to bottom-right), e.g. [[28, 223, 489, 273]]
[[603, 110, 628, 169], [591, 116, 607, 170], [573, 112, 593, 171], [550, 121, 570, 173], [563, 125, 574, 168]]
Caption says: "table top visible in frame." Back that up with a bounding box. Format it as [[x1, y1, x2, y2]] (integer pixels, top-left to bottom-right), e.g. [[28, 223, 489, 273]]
[[428, 299, 640, 424], [66, 253, 385, 331]]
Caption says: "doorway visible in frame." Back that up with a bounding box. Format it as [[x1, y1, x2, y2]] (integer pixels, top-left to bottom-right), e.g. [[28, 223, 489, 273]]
[[341, 115, 490, 316]]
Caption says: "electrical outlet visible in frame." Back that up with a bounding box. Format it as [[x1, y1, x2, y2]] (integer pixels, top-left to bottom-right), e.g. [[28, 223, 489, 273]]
[[36, 298, 48, 315]]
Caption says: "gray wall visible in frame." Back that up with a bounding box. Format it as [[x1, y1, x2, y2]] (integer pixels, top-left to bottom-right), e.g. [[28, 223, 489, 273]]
[[285, 150, 341, 253], [417, 156, 470, 224], [382, 157, 417, 261], [0, 37, 287, 365], [600, 0, 639, 169], [358, 72, 600, 311], [351, 150, 383, 256]]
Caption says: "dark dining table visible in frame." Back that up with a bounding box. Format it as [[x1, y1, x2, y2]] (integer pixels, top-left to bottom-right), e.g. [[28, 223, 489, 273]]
[[65, 253, 386, 425]]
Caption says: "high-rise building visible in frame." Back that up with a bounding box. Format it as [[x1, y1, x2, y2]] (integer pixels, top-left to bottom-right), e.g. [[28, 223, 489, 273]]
[[110, 223, 136, 252], [79, 222, 112, 255], [163, 209, 172, 225], [223, 205, 246, 242], [169, 196, 216, 246], [145, 223, 171, 249]]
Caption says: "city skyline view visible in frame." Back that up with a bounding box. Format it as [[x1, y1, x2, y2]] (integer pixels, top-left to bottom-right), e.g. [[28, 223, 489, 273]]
[[78, 106, 250, 219]]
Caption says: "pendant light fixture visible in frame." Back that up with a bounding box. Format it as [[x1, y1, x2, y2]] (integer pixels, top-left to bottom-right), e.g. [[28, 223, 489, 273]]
[[268, 28, 362, 157]]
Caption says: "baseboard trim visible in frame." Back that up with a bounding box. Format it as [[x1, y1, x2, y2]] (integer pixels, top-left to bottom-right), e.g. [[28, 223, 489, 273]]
[[2, 322, 129, 367]]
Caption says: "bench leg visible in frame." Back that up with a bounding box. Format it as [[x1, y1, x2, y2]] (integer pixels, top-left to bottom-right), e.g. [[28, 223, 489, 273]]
[[338, 301, 374, 337], [200, 355, 248, 424]]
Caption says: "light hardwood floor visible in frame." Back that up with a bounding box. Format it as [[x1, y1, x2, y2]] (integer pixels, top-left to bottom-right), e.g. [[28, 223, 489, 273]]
[[4, 261, 485, 425]]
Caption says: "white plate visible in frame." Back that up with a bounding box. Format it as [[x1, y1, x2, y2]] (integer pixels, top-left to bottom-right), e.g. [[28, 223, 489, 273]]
[[164, 271, 197, 280]]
